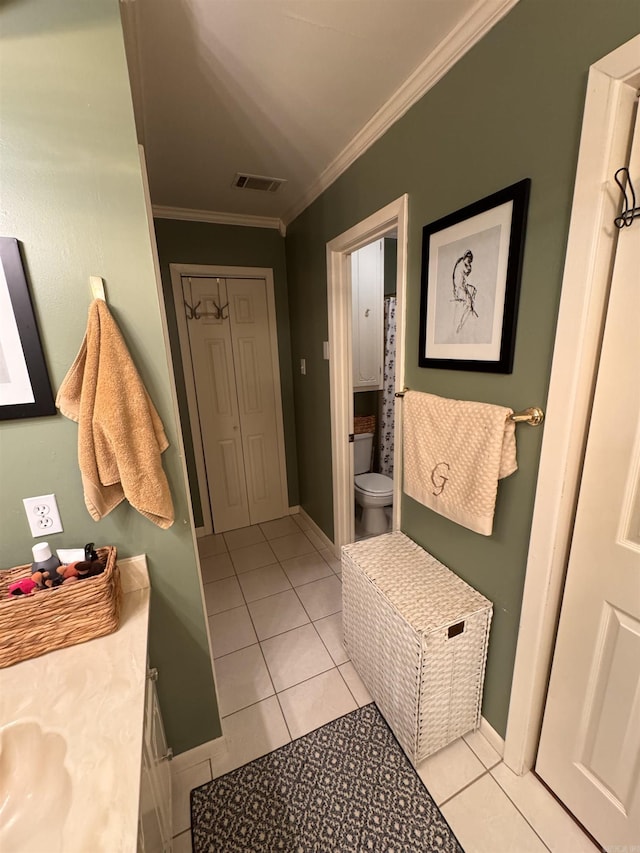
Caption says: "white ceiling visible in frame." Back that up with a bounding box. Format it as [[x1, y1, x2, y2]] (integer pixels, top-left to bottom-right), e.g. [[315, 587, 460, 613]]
[[121, 0, 516, 227]]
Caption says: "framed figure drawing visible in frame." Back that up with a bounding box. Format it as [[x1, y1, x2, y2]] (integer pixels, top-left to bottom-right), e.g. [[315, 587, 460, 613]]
[[418, 179, 530, 373], [0, 237, 56, 420]]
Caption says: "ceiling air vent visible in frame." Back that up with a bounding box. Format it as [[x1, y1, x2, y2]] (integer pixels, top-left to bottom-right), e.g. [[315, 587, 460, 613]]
[[233, 172, 286, 193]]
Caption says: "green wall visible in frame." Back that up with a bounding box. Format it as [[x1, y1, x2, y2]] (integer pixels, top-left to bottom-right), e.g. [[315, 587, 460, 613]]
[[153, 218, 299, 527], [285, 1, 639, 737], [0, 0, 220, 752]]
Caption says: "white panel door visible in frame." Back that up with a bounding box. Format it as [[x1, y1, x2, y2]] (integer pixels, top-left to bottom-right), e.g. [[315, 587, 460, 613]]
[[536, 108, 640, 847], [185, 275, 286, 532], [227, 278, 286, 524], [187, 277, 250, 532]]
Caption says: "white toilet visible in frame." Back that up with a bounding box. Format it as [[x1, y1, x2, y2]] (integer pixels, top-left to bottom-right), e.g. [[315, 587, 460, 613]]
[[353, 432, 393, 535]]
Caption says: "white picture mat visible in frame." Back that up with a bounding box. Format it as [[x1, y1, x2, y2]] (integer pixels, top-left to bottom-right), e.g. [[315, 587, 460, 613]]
[[0, 259, 35, 405], [425, 199, 514, 361]]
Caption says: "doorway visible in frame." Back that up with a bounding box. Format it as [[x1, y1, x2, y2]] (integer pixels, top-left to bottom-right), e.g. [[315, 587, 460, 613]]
[[326, 195, 408, 551], [171, 264, 289, 535], [351, 238, 398, 540]]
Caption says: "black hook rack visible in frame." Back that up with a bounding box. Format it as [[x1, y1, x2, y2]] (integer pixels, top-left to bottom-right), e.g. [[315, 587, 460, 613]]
[[184, 299, 202, 320], [614, 167, 640, 228], [211, 299, 230, 320], [184, 298, 229, 321]]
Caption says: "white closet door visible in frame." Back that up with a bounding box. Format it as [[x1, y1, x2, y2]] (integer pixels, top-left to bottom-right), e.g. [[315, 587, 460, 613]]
[[227, 278, 286, 525], [188, 277, 250, 532]]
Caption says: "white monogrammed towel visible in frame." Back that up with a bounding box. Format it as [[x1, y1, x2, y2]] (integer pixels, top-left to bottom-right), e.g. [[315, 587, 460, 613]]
[[402, 391, 517, 535]]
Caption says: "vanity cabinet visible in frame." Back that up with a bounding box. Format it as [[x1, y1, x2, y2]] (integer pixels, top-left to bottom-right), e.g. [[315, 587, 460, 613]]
[[351, 239, 384, 392], [138, 669, 173, 852], [0, 555, 170, 852]]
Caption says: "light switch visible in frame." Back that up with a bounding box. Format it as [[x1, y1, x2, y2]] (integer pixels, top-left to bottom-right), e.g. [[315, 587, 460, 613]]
[[300, 358, 306, 375]]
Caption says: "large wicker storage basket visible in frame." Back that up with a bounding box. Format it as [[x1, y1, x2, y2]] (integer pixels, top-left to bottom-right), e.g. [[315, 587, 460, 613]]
[[342, 531, 492, 764], [0, 546, 121, 668]]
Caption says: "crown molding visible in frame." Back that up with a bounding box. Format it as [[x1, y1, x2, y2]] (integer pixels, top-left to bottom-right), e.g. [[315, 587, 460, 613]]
[[282, 0, 519, 226], [152, 205, 286, 236]]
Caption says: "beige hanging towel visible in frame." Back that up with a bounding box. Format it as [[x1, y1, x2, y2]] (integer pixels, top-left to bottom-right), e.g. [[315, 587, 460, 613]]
[[56, 299, 174, 529], [403, 391, 517, 535]]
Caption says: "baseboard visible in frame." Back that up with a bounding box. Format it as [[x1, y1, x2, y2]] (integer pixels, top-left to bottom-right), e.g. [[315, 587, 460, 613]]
[[298, 507, 338, 556], [171, 735, 228, 776], [479, 716, 505, 757], [117, 555, 149, 593], [288, 505, 300, 516]]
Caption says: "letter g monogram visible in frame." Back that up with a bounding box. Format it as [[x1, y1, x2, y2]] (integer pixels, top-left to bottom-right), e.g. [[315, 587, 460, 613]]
[[431, 462, 450, 497]]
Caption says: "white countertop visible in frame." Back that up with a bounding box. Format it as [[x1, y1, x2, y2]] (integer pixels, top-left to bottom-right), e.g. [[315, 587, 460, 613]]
[[0, 556, 150, 853]]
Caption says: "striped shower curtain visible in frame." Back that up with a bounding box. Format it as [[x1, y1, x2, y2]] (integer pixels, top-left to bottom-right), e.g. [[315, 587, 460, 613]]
[[379, 296, 396, 476]]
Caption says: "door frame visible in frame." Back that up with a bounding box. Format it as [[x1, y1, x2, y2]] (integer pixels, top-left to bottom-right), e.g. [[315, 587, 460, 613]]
[[170, 264, 289, 536], [326, 195, 409, 551], [504, 34, 640, 774]]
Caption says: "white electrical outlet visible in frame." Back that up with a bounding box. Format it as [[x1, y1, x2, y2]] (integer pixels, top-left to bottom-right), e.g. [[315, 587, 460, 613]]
[[22, 494, 63, 537]]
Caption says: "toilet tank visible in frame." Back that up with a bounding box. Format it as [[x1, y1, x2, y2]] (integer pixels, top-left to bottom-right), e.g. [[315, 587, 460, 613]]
[[354, 432, 374, 475]]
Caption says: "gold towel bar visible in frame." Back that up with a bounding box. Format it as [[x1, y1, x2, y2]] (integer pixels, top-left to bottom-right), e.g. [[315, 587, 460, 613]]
[[509, 407, 544, 426], [393, 389, 544, 427]]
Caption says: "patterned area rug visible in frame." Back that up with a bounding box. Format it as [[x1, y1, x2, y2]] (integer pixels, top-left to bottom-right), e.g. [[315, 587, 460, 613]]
[[191, 704, 464, 852]]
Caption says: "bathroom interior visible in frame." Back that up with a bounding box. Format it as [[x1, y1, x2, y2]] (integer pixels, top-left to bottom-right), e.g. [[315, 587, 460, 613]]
[[352, 236, 397, 541], [0, 1, 637, 852]]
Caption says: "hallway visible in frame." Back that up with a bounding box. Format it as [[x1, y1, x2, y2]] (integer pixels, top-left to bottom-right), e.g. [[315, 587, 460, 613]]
[[201, 513, 364, 736], [171, 514, 599, 853]]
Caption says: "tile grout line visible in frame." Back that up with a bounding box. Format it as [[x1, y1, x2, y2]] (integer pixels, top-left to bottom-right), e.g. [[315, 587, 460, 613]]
[[310, 614, 350, 669], [437, 764, 553, 853], [436, 766, 493, 809], [486, 765, 554, 853], [272, 685, 294, 742], [334, 657, 362, 709]]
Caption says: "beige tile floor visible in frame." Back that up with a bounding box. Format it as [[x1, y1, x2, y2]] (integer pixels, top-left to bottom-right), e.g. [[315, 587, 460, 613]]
[[171, 514, 599, 853]]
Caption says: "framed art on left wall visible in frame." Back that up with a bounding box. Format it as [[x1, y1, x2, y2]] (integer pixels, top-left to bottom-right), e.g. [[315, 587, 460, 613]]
[[0, 237, 55, 420]]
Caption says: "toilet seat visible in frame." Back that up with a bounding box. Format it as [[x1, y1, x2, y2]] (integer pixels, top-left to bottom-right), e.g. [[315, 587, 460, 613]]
[[355, 472, 393, 497]]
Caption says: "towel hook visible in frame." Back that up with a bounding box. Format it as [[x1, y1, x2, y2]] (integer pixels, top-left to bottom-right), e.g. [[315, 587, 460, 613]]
[[613, 167, 640, 228], [90, 276, 106, 301], [184, 299, 202, 320], [211, 299, 230, 320]]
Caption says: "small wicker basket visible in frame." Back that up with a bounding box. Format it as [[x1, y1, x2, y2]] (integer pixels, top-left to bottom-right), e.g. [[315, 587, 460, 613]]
[[354, 415, 376, 435], [0, 546, 121, 668]]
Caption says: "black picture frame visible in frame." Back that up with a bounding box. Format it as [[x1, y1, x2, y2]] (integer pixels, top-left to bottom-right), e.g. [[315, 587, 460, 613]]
[[0, 237, 56, 420], [418, 178, 530, 373]]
